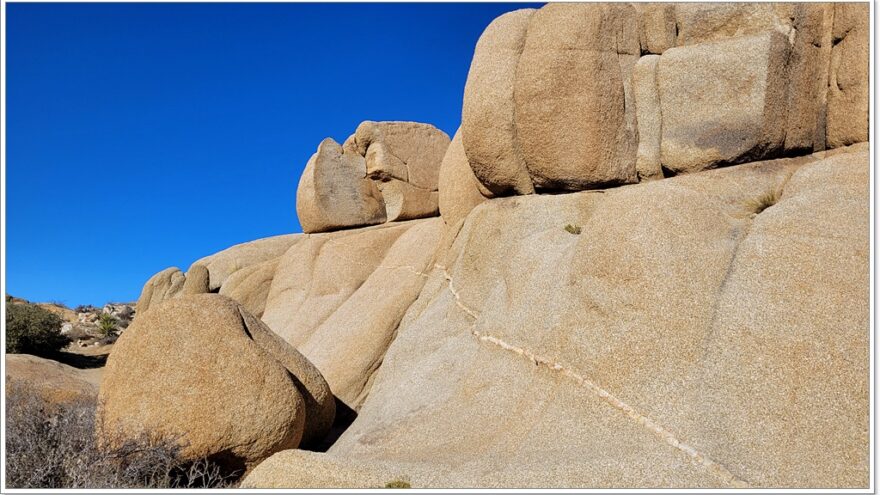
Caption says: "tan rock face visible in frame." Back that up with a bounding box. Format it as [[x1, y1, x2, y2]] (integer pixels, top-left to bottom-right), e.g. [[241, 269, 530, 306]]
[[287, 147, 867, 489], [135, 267, 185, 314], [826, 3, 869, 147], [191, 234, 299, 291], [6, 354, 99, 404], [355, 121, 449, 191], [461, 8, 536, 195], [217, 257, 279, 318], [438, 129, 491, 228], [296, 138, 387, 234], [515, 3, 639, 190], [97, 295, 334, 469], [632, 55, 663, 181], [458, 2, 866, 193], [181, 263, 210, 295], [261, 219, 441, 410], [657, 32, 790, 174], [135, 235, 299, 315]]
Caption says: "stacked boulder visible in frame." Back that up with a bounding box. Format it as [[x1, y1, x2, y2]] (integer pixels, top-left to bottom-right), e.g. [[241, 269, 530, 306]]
[[296, 121, 450, 233], [458, 2, 868, 194]]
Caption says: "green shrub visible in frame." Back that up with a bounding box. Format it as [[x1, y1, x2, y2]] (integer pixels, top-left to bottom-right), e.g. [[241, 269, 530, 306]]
[[384, 480, 411, 489], [6, 303, 70, 355], [564, 224, 582, 235], [97, 313, 118, 337]]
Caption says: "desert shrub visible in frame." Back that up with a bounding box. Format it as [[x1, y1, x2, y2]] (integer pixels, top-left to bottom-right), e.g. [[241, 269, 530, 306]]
[[5, 382, 236, 489], [746, 187, 783, 214], [97, 313, 118, 337], [385, 479, 412, 488], [6, 303, 70, 355], [564, 224, 582, 235]]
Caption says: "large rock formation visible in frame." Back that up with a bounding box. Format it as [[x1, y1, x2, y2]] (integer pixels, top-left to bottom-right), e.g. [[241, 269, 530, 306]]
[[460, 2, 868, 190], [262, 218, 443, 410], [245, 145, 869, 488], [123, 2, 868, 489], [97, 295, 334, 469]]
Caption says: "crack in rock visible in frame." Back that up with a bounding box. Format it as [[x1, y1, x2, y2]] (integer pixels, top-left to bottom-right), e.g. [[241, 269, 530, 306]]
[[434, 263, 749, 488]]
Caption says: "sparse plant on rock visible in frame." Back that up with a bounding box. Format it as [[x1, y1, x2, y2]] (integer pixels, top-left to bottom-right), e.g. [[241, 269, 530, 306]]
[[6, 303, 70, 355], [746, 187, 783, 215]]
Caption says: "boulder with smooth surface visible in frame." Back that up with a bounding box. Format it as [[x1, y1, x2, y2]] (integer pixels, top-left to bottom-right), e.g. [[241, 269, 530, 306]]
[[97, 295, 335, 469]]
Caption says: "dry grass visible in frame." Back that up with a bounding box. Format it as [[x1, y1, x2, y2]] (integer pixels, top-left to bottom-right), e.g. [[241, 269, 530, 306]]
[[564, 224, 582, 235], [746, 187, 783, 215], [5, 381, 238, 489]]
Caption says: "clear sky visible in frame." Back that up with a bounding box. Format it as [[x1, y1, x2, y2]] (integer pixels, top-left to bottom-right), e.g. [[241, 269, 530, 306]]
[[6, 2, 541, 306]]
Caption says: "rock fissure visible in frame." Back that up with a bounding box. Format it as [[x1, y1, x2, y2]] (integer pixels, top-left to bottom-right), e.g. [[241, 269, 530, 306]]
[[434, 263, 750, 488]]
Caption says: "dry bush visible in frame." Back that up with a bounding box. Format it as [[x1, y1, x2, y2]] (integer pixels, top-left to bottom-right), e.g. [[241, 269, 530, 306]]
[[5, 382, 238, 489]]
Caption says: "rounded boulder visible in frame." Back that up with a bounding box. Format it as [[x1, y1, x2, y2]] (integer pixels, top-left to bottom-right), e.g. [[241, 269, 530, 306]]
[[97, 294, 334, 471]]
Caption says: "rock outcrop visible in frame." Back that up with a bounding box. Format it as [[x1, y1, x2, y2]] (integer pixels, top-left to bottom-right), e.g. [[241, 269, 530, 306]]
[[460, 2, 868, 191], [97, 295, 334, 469], [124, 2, 868, 489], [296, 122, 449, 233], [262, 218, 443, 410], [252, 145, 867, 488], [296, 138, 387, 234], [6, 354, 99, 404]]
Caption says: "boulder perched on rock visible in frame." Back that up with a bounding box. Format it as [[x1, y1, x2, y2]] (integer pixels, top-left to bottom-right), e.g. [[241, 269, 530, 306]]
[[458, 2, 867, 191], [296, 138, 387, 234], [826, 3, 869, 147], [354, 121, 449, 191], [657, 32, 790, 173], [461, 8, 536, 195], [97, 295, 335, 470], [515, 3, 639, 190]]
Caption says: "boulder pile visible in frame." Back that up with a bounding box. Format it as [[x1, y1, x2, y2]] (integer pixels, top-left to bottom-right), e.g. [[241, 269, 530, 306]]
[[101, 2, 868, 488]]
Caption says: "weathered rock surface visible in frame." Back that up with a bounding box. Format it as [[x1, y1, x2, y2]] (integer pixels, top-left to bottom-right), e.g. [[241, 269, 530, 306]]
[[97, 295, 334, 469], [438, 129, 491, 227], [515, 3, 639, 190], [262, 218, 442, 410], [134, 267, 185, 314], [217, 257, 280, 318], [136, 235, 299, 314], [657, 32, 790, 173], [243, 146, 868, 488], [296, 138, 387, 234], [181, 263, 210, 295], [374, 179, 439, 223], [459, 2, 867, 191], [242, 449, 431, 488], [355, 121, 449, 191], [826, 3, 869, 148], [5, 354, 99, 404], [461, 8, 536, 195], [632, 55, 663, 180]]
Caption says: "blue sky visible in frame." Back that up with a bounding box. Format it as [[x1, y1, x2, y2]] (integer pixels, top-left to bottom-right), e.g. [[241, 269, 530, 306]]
[[6, 3, 541, 306]]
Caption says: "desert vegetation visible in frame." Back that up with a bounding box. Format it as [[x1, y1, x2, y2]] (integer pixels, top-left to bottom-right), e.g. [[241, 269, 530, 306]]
[[5, 382, 237, 489], [5, 301, 70, 356]]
